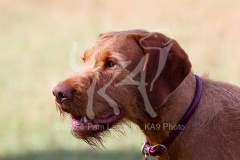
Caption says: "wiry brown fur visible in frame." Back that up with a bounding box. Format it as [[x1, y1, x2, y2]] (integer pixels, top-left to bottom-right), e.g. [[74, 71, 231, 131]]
[[53, 29, 240, 159]]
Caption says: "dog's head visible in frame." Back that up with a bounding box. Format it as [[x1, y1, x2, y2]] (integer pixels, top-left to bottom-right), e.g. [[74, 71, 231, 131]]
[[52, 29, 191, 147]]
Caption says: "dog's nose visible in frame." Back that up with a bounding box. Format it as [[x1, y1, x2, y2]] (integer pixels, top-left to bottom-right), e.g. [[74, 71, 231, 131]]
[[52, 85, 73, 104]]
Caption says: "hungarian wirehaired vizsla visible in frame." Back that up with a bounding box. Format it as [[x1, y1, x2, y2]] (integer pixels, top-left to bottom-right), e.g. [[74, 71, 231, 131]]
[[52, 30, 240, 160]]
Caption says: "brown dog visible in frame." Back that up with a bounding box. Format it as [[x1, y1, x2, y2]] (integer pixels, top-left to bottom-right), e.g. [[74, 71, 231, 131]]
[[52, 30, 240, 160]]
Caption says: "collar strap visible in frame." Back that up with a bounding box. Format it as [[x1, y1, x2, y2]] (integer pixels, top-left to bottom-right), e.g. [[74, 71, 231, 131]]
[[142, 75, 203, 157]]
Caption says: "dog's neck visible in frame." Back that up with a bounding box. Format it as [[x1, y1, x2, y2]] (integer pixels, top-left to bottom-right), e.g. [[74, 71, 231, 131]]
[[140, 72, 196, 145]]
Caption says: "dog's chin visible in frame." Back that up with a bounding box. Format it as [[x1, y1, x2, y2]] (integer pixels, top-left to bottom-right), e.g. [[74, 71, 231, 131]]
[[69, 110, 124, 147]]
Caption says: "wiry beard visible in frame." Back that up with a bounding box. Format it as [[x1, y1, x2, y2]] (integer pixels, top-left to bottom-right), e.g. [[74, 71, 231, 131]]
[[71, 120, 129, 149], [72, 130, 107, 149], [55, 101, 129, 149]]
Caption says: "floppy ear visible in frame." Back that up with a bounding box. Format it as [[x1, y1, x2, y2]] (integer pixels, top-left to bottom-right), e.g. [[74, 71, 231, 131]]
[[131, 31, 192, 108]]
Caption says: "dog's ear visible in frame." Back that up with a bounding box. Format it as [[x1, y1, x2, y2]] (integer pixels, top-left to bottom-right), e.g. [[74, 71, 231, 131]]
[[129, 31, 192, 109]]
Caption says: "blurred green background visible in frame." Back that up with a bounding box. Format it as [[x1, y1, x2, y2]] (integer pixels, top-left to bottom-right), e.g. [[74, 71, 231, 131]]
[[0, 0, 240, 160]]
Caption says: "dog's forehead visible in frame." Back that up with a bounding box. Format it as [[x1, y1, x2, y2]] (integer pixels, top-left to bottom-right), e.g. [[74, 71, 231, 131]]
[[84, 33, 133, 61], [82, 30, 151, 68]]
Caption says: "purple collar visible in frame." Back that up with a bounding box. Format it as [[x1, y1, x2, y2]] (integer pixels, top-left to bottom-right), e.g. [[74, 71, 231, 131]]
[[141, 75, 203, 158]]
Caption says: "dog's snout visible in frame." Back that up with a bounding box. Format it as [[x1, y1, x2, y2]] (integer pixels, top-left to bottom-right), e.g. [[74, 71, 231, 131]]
[[52, 85, 73, 104]]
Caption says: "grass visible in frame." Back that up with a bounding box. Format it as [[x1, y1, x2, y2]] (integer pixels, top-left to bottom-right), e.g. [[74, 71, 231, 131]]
[[0, 0, 240, 159]]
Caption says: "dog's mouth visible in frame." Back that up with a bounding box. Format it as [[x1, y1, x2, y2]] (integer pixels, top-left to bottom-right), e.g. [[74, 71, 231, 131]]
[[70, 110, 123, 133]]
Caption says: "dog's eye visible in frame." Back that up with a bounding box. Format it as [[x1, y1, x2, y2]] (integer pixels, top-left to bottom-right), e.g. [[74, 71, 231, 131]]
[[106, 60, 117, 68], [82, 57, 85, 62]]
